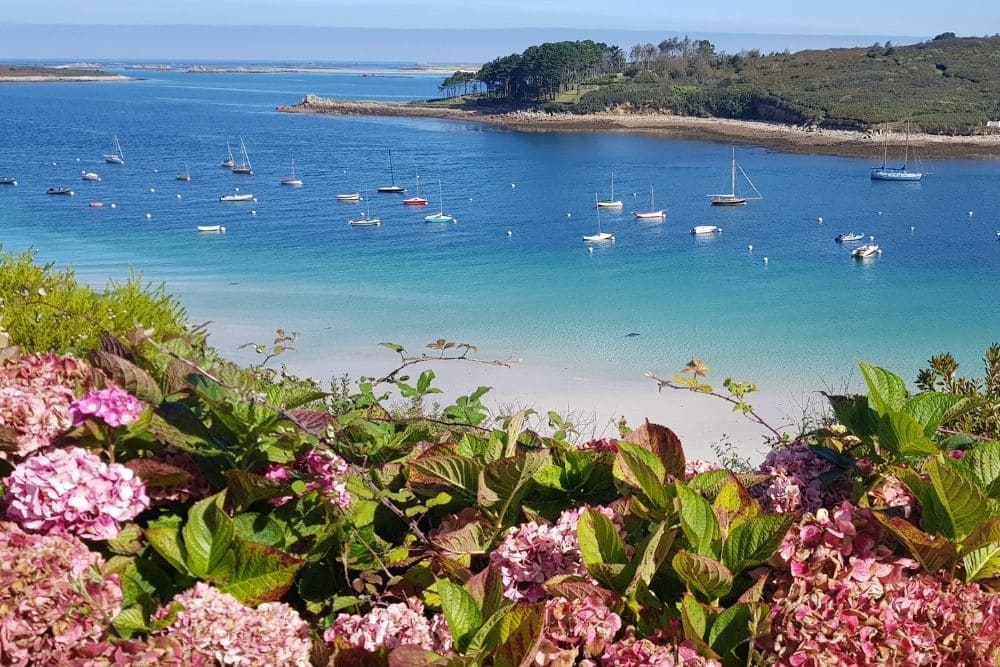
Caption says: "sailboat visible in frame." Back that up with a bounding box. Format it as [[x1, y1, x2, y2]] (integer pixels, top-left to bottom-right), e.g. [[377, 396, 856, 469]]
[[633, 187, 665, 219], [424, 180, 455, 222], [221, 142, 236, 168], [349, 190, 381, 226], [176, 164, 192, 181], [280, 160, 303, 186], [708, 148, 762, 205], [231, 137, 253, 175], [596, 173, 623, 208], [377, 150, 406, 193], [103, 136, 124, 164], [871, 123, 923, 181], [583, 194, 614, 242], [403, 171, 428, 206]]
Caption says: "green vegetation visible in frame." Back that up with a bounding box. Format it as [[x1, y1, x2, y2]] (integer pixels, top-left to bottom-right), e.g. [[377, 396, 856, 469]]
[[464, 34, 1000, 133], [918, 344, 1000, 439]]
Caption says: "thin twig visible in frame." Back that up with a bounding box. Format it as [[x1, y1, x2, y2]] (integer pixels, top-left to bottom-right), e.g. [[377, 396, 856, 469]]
[[375, 353, 515, 386]]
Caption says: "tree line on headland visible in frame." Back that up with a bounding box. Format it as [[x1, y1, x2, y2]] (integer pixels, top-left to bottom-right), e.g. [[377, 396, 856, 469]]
[[437, 33, 1000, 134]]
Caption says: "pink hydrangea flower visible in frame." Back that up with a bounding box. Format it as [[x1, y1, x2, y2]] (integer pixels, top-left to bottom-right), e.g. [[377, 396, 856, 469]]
[[262, 447, 351, 509], [153, 582, 311, 666], [868, 475, 918, 519], [3, 446, 150, 540], [600, 634, 721, 666], [0, 521, 124, 666], [580, 438, 619, 453], [490, 505, 625, 602], [0, 352, 91, 389], [70, 385, 145, 428], [536, 595, 622, 665], [0, 383, 75, 462], [325, 597, 450, 654], [754, 443, 852, 513], [684, 459, 723, 480]]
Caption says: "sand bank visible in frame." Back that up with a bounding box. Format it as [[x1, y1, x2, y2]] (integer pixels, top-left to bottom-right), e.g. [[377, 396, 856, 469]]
[[280, 96, 1000, 159]]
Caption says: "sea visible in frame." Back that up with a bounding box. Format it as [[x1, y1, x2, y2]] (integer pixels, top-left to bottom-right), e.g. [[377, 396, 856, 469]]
[[1, 65, 999, 406]]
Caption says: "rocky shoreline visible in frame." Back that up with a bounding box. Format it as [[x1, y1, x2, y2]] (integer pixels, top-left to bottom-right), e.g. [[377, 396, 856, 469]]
[[279, 95, 1000, 159]]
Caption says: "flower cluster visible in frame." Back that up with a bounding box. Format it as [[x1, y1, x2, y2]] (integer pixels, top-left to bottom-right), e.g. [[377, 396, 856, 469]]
[[0, 521, 124, 666], [70, 385, 145, 428], [599, 635, 721, 667], [3, 446, 150, 540], [762, 502, 1000, 665], [0, 353, 88, 462], [868, 475, 918, 519], [263, 447, 352, 509], [490, 505, 623, 602], [536, 595, 622, 666], [153, 583, 312, 666], [684, 459, 722, 480], [580, 438, 619, 453], [144, 446, 213, 505], [754, 443, 852, 513], [325, 597, 451, 654]]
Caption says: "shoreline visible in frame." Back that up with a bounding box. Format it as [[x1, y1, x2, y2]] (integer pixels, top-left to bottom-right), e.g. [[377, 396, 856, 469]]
[[279, 96, 1000, 159], [0, 75, 132, 83]]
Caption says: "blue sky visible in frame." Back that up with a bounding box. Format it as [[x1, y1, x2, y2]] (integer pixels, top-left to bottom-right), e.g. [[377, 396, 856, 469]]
[[3, 0, 993, 36]]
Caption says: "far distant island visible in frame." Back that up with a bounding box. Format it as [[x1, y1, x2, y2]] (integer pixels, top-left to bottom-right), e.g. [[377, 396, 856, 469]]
[[280, 33, 1000, 158], [0, 65, 128, 82]]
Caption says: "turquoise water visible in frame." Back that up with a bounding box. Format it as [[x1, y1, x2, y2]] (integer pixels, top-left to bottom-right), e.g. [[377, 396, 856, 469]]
[[1, 69, 999, 393]]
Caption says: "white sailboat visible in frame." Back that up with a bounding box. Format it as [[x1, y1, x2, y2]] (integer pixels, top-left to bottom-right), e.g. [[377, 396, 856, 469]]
[[221, 142, 236, 168], [336, 192, 362, 201], [231, 137, 253, 175], [583, 194, 614, 242], [280, 160, 303, 186], [871, 123, 923, 181], [103, 136, 124, 164], [424, 180, 455, 223], [197, 225, 226, 232], [708, 148, 762, 205], [220, 186, 254, 202], [596, 172, 623, 208], [633, 187, 665, 219], [349, 190, 381, 226], [377, 150, 406, 193]]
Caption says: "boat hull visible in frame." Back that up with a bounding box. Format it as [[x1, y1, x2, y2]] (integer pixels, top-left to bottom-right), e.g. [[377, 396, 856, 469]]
[[403, 198, 428, 206], [220, 194, 254, 202], [197, 225, 226, 232], [582, 233, 613, 242], [104, 156, 123, 165], [176, 175, 191, 182], [377, 186, 406, 193], [691, 226, 721, 234], [870, 168, 922, 181], [596, 200, 623, 209], [708, 197, 746, 206], [280, 179, 303, 187], [634, 210, 665, 219], [349, 218, 381, 226], [47, 188, 74, 196], [425, 214, 455, 223], [336, 194, 361, 201], [231, 167, 253, 175]]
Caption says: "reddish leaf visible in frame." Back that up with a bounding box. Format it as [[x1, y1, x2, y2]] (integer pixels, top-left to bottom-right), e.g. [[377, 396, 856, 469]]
[[623, 420, 686, 479], [124, 457, 194, 489]]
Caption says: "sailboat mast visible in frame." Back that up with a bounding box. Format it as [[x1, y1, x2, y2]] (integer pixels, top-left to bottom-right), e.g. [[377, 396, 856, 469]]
[[595, 193, 602, 233], [389, 151, 395, 185], [731, 148, 737, 196], [611, 173, 615, 200], [903, 121, 910, 169], [438, 179, 443, 215]]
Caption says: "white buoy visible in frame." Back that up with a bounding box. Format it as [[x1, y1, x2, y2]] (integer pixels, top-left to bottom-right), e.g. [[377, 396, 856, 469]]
[[251, 210, 257, 216], [110, 203, 116, 209], [252, 197, 257, 202], [153, 169, 158, 173], [632, 192, 637, 197], [878, 249, 883, 255], [511, 183, 516, 189], [52, 162, 57, 166], [469, 197, 473, 201], [150, 188, 155, 193], [567, 213, 571, 218], [748, 244, 753, 252], [76, 158, 80, 162], [878, 211, 882, 215], [763, 256, 769, 264], [177, 194, 182, 199], [910, 226, 915, 231], [145, 213, 152, 219], [235, 187, 240, 192], [587, 247, 593, 253], [220, 226, 226, 232], [969, 211, 974, 217], [818, 217, 823, 223], [610, 235, 616, 241], [869, 235, 875, 241], [506, 230, 512, 236]]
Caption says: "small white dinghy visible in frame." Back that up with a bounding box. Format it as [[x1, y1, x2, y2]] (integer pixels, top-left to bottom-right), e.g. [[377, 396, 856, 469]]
[[691, 225, 721, 235], [81, 171, 101, 181], [336, 193, 361, 201], [633, 186, 664, 219], [197, 225, 226, 232], [220, 193, 254, 202], [852, 243, 880, 259]]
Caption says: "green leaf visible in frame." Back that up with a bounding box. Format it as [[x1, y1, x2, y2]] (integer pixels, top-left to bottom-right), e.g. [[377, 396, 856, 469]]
[[722, 513, 794, 574], [622, 420, 686, 479], [221, 539, 303, 606], [962, 517, 1000, 553], [577, 508, 628, 574], [686, 470, 732, 497], [144, 516, 189, 575], [613, 442, 668, 509], [409, 453, 482, 500], [112, 606, 150, 638], [962, 543, 1000, 583], [927, 458, 990, 540], [873, 513, 958, 572], [107, 522, 145, 556], [902, 393, 968, 437], [826, 393, 879, 441], [860, 361, 908, 416], [712, 477, 759, 534], [675, 482, 721, 557], [438, 579, 483, 653], [478, 450, 549, 527], [626, 523, 676, 595], [966, 440, 1000, 493], [877, 411, 940, 457], [429, 509, 494, 555], [671, 551, 733, 601], [181, 495, 235, 579], [494, 603, 545, 667], [680, 593, 710, 643], [708, 602, 753, 657], [225, 470, 292, 512], [464, 600, 517, 657]]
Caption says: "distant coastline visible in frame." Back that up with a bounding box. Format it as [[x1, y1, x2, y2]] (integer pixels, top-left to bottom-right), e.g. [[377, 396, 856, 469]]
[[0, 65, 130, 83], [278, 95, 1000, 159]]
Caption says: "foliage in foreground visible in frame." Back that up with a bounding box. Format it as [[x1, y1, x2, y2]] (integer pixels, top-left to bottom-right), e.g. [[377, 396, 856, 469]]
[[1, 262, 999, 666]]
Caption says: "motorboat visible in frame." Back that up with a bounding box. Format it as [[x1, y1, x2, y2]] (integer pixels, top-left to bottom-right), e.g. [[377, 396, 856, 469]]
[[197, 225, 226, 232], [691, 225, 721, 234], [835, 233, 865, 242], [0, 177, 17, 185], [81, 171, 101, 181], [349, 215, 381, 226], [336, 193, 361, 201], [220, 193, 254, 202], [89, 201, 104, 208], [852, 244, 880, 258], [46, 187, 74, 195], [176, 165, 192, 181]]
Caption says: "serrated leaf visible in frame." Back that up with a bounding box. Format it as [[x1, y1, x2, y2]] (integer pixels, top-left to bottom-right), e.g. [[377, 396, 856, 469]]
[[225, 469, 292, 513], [672, 551, 733, 601], [926, 458, 990, 540], [902, 393, 968, 437], [962, 543, 1000, 583], [478, 450, 549, 527], [410, 452, 481, 500], [181, 495, 235, 579], [708, 602, 753, 657], [962, 517, 1000, 553], [712, 477, 760, 534], [722, 513, 793, 574], [675, 482, 720, 557], [438, 579, 483, 653], [877, 410, 940, 457], [873, 513, 958, 572], [90, 349, 164, 404], [221, 539, 303, 606], [966, 440, 1000, 493], [680, 593, 710, 643], [112, 606, 149, 638], [613, 442, 668, 509], [860, 361, 908, 416], [626, 522, 676, 595], [124, 457, 194, 490], [622, 420, 686, 479], [686, 470, 732, 497], [107, 522, 145, 555], [465, 600, 516, 657], [543, 576, 619, 607], [148, 402, 221, 456], [577, 508, 628, 580], [826, 393, 880, 441], [429, 509, 494, 555], [494, 603, 544, 667], [144, 516, 188, 574]]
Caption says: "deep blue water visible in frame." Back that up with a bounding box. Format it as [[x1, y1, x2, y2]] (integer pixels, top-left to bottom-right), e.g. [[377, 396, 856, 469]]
[[1, 69, 999, 393]]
